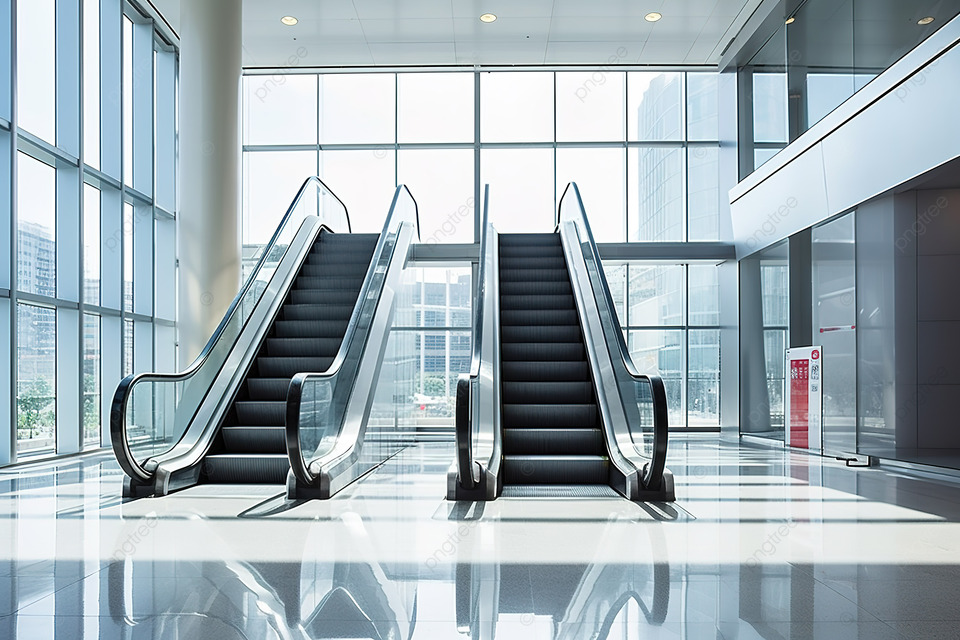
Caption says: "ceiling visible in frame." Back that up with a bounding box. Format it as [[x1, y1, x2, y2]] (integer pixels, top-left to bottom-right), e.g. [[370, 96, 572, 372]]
[[148, 0, 764, 67]]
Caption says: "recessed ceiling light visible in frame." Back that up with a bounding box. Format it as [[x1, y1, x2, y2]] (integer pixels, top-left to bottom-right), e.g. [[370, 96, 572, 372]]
[[280, 16, 299, 26], [645, 12, 663, 22], [918, 16, 935, 25], [479, 13, 497, 23], [785, 16, 796, 25]]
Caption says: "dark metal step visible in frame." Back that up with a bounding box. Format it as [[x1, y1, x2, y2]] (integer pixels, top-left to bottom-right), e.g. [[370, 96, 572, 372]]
[[288, 289, 361, 305], [282, 304, 355, 321], [501, 360, 590, 382], [499, 244, 564, 258], [499, 234, 560, 246], [499, 257, 566, 270], [295, 276, 365, 290], [221, 425, 286, 453], [273, 319, 349, 338], [501, 381, 594, 404], [499, 280, 572, 296], [234, 400, 285, 426], [499, 268, 569, 283], [256, 356, 334, 378], [265, 337, 343, 358], [299, 263, 371, 278], [500, 325, 582, 343], [500, 294, 575, 311], [502, 428, 605, 455], [246, 378, 291, 401], [501, 342, 585, 362], [502, 403, 599, 428], [501, 455, 609, 485], [202, 454, 289, 484], [500, 309, 579, 326]]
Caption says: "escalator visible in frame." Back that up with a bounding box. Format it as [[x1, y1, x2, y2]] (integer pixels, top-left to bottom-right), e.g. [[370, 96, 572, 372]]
[[112, 178, 419, 498], [449, 184, 674, 502], [202, 232, 379, 484], [499, 234, 608, 488]]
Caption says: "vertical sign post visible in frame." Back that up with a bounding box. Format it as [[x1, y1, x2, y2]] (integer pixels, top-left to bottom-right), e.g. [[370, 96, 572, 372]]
[[785, 346, 822, 452]]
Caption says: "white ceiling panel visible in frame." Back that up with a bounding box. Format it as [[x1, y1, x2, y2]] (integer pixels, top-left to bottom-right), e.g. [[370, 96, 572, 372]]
[[152, 0, 763, 67]]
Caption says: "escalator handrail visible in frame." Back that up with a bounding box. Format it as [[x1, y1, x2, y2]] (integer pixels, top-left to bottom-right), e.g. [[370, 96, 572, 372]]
[[557, 182, 668, 492], [455, 185, 490, 490], [286, 184, 420, 485], [111, 177, 351, 483]]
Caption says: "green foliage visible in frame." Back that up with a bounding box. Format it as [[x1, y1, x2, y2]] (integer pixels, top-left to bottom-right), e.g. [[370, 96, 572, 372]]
[[17, 377, 55, 440]]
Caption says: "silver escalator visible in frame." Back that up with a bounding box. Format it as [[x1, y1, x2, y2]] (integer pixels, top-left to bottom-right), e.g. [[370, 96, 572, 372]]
[[448, 183, 674, 501], [111, 178, 419, 498]]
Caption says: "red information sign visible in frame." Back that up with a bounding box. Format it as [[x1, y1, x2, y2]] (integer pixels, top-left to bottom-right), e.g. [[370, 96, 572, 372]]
[[789, 359, 809, 449]]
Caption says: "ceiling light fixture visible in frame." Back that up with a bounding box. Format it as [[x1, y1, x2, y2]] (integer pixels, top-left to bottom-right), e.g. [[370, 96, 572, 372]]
[[280, 16, 299, 26], [644, 12, 663, 22], [785, 16, 796, 25], [918, 16, 935, 25], [479, 13, 497, 23]]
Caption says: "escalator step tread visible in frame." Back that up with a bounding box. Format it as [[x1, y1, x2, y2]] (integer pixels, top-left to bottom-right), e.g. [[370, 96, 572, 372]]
[[502, 428, 605, 455], [273, 320, 349, 338], [499, 257, 566, 270], [282, 304, 356, 321], [501, 381, 594, 404], [499, 234, 560, 246], [265, 337, 343, 357], [499, 281, 572, 296], [256, 356, 334, 378], [221, 425, 286, 453], [234, 400, 286, 426], [500, 294, 575, 311], [501, 455, 609, 485], [501, 342, 585, 362], [246, 378, 291, 401], [499, 244, 564, 258], [501, 309, 579, 326], [502, 403, 598, 427], [287, 289, 361, 305], [501, 361, 590, 382], [500, 325, 582, 344], [295, 276, 365, 291], [202, 454, 289, 484], [499, 268, 569, 282], [299, 264, 371, 278]]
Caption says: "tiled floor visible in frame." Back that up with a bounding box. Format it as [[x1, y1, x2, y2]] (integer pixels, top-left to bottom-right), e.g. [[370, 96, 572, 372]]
[[2, 436, 960, 638]]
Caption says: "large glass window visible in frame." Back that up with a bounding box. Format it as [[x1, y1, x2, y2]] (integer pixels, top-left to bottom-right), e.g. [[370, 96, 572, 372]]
[[3, 5, 179, 463], [398, 149, 474, 244], [480, 148, 555, 233], [398, 73, 474, 143], [319, 74, 395, 144], [606, 263, 722, 429], [481, 72, 554, 142]]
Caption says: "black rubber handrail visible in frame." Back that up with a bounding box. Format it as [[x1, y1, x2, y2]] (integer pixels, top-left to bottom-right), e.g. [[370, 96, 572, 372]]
[[286, 184, 420, 486], [455, 185, 490, 491], [557, 182, 668, 492], [111, 177, 350, 483]]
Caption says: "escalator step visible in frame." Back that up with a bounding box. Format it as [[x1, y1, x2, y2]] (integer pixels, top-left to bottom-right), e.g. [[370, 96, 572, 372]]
[[500, 294, 574, 311], [499, 234, 560, 246], [295, 276, 365, 291], [318, 232, 379, 245], [246, 378, 291, 401], [222, 425, 286, 453], [288, 289, 361, 305], [501, 381, 594, 404], [265, 337, 343, 358], [502, 403, 598, 428], [499, 281, 571, 296], [307, 250, 374, 264], [501, 325, 582, 344], [299, 263, 370, 278], [503, 428, 606, 455], [499, 268, 569, 283], [256, 356, 334, 378], [501, 455, 609, 485], [501, 309, 579, 327], [501, 342, 585, 362], [499, 244, 563, 258], [273, 319, 349, 338], [235, 400, 286, 426], [282, 304, 356, 321], [501, 361, 590, 382], [499, 256, 566, 270], [202, 454, 289, 484]]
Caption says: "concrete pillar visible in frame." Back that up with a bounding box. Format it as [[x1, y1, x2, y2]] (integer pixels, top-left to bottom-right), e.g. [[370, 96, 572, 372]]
[[178, 0, 242, 364]]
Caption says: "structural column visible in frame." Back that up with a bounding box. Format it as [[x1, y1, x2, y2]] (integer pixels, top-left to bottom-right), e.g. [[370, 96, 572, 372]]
[[178, 0, 242, 363]]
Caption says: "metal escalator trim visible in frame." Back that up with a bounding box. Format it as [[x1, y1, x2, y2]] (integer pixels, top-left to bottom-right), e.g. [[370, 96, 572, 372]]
[[286, 185, 420, 495]]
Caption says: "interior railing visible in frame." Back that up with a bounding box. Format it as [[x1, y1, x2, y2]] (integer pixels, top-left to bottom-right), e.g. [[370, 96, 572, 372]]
[[448, 186, 501, 500], [558, 182, 672, 499], [286, 185, 420, 499], [110, 177, 350, 488]]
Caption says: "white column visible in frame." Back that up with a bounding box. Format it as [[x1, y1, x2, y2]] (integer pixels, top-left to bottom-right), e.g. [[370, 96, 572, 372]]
[[178, 0, 242, 364]]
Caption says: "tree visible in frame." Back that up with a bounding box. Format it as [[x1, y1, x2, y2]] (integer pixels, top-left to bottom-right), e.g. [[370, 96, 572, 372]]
[[17, 377, 54, 440]]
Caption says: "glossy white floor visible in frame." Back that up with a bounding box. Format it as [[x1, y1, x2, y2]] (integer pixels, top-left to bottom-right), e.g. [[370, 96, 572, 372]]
[[2, 437, 960, 639]]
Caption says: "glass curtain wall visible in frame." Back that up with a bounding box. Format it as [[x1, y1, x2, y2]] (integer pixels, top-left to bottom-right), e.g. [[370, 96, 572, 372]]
[[242, 69, 723, 430], [741, 0, 959, 175], [1, 1, 177, 463], [602, 263, 721, 429]]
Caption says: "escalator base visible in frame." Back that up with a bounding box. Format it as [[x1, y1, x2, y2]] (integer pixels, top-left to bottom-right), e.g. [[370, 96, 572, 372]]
[[500, 485, 621, 498]]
